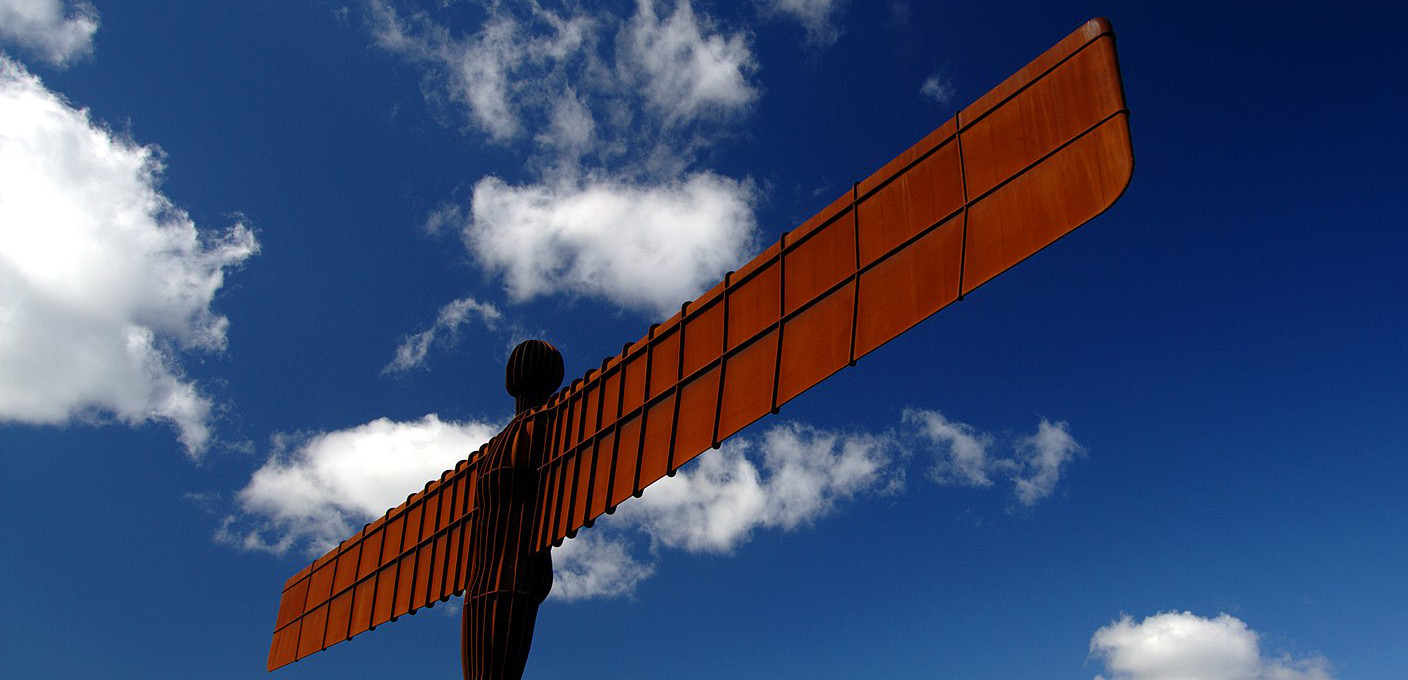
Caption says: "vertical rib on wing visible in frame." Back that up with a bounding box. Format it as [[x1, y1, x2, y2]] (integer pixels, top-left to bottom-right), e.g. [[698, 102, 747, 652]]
[[267, 455, 481, 671], [530, 18, 1132, 553]]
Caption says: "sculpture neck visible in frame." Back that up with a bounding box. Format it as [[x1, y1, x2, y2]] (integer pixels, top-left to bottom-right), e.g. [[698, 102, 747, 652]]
[[514, 394, 547, 414]]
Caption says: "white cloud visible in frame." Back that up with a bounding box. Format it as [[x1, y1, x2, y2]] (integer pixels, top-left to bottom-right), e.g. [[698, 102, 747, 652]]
[[920, 73, 955, 105], [619, 422, 900, 552], [1090, 612, 1335, 680], [222, 407, 1077, 599], [905, 409, 1083, 506], [757, 0, 847, 47], [0, 56, 257, 455], [0, 0, 98, 67], [224, 414, 500, 556], [385, 296, 502, 373], [553, 421, 901, 599], [904, 408, 994, 487], [367, 1, 762, 316], [367, 0, 593, 144], [621, 0, 758, 125], [550, 531, 656, 602], [466, 173, 757, 316], [1009, 418, 1083, 506]]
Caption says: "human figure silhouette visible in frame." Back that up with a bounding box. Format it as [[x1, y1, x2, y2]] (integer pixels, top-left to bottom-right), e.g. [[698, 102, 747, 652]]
[[462, 340, 561, 680]]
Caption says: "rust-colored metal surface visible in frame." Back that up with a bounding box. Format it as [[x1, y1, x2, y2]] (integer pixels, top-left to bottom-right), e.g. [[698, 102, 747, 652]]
[[268, 18, 1132, 677], [268, 459, 478, 670], [527, 17, 1131, 553]]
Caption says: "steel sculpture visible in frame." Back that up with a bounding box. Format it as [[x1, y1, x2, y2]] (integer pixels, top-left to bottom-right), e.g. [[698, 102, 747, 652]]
[[266, 18, 1134, 678]]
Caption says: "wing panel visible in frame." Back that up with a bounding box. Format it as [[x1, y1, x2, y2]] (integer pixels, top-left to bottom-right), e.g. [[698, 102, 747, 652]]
[[961, 18, 1113, 126], [588, 430, 617, 520], [274, 575, 309, 631], [717, 329, 779, 442], [673, 367, 721, 471], [324, 590, 353, 648], [854, 214, 964, 358], [960, 32, 1126, 199], [296, 602, 328, 660], [570, 438, 598, 533], [777, 284, 855, 406], [609, 414, 643, 507], [962, 114, 1132, 294], [268, 619, 300, 670], [681, 295, 724, 375], [649, 326, 682, 399], [349, 579, 375, 638], [729, 247, 782, 347], [637, 393, 677, 494], [857, 136, 964, 268], [784, 210, 856, 314]]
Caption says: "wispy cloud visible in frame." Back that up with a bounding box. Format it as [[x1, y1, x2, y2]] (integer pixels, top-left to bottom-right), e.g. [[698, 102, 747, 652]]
[[367, 0, 761, 317], [905, 409, 1083, 507], [1090, 612, 1335, 680], [905, 408, 994, 486], [757, 0, 849, 47], [0, 56, 258, 455], [920, 72, 955, 105], [0, 0, 98, 68], [385, 296, 502, 373], [1010, 419, 1082, 505]]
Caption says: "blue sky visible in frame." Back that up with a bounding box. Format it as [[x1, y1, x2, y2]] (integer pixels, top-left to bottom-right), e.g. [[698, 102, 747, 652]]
[[1, 1, 1405, 679]]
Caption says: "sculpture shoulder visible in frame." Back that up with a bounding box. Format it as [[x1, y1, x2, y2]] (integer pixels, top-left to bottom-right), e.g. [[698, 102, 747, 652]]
[[509, 410, 555, 470]]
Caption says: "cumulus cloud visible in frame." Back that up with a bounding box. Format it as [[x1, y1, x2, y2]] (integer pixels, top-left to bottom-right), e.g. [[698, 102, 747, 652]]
[[550, 421, 901, 599], [466, 173, 757, 315], [757, 0, 848, 47], [905, 409, 1082, 507], [620, 422, 900, 552], [1090, 612, 1335, 680], [0, 56, 257, 455], [621, 0, 758, 125], [367, 0, 761, 316], [550, 531, 656, 601], [223, 414, 500, 556], [385, 296, 502, 372], [0, 0, 98, 67]]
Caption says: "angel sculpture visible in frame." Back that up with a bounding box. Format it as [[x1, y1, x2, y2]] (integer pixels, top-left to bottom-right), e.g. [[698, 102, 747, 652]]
[[266, 18, 1133, 679]]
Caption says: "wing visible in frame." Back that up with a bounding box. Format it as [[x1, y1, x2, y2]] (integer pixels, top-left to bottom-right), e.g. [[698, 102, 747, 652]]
[[267, 454, 482, 671], [529, 18, 1133, 552]]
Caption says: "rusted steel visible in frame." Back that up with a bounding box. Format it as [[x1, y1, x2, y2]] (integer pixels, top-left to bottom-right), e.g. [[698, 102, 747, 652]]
[[267, 18, 1132, 677], [527, 16, 1131, 553]]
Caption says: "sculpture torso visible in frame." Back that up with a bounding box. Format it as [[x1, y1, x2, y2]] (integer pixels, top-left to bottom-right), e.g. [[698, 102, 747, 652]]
[[463, 408, 554, 680]]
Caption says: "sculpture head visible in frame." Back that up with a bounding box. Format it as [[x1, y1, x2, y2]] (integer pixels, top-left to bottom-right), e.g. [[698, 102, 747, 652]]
[[506, 339, 564, 413]]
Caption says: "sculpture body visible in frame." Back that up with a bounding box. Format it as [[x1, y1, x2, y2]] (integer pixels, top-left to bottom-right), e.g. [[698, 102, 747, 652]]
[[462, 341, 561, 680]]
